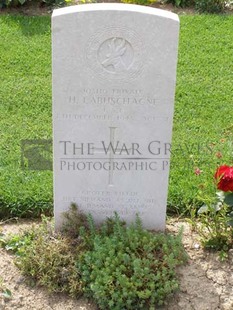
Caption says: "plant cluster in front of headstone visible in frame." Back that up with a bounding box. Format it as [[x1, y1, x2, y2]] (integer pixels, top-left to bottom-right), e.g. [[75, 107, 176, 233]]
[[194, 165, 233, 253], [1, 207, 187, 309], [78, 214, 187, 309], [0, 217, 84, 296]]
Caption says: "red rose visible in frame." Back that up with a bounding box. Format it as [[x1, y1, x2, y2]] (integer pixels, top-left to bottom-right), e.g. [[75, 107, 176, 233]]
[[214, 165, 233, 192]]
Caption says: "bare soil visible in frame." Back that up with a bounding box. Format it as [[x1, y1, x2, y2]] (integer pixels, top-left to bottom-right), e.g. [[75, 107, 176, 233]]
[[0, 218, 233, 310]]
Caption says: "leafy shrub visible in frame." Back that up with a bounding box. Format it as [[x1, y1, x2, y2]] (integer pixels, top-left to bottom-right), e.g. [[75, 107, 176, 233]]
[[2, 217, 84, 296], [164, 0, 194, 7], [61, 203, 89, 238], [164, 0, 226, 11], [0, 229, 36, 256], [79, 214, 187, 309], [17, 236, 82, 295], [1, 209, 187, 308], [0, 0, 65, 8], [0, 0, 6, 8], [4, 0, 27, 6], [121, 0, 157, 6], [195, 0, 226, 13]]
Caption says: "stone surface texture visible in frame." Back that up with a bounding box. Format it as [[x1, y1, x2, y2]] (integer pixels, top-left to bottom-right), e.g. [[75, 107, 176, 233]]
[[52, 4, 179, 230]]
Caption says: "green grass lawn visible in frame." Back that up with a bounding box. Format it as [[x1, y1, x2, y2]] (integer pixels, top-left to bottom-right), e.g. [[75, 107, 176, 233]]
[[0, 14, 232, 218], [170, 14, 233, 213], [0, 15, 52, 217]]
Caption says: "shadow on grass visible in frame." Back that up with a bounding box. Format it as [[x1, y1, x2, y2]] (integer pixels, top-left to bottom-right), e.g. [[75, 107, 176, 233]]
[[0, 14, 50, 36]]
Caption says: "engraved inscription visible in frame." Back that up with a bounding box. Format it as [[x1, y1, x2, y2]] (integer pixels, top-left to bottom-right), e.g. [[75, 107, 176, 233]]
[[98, 37, 134, 73], [61, 191, 156, 218], [67, 88, 166, 107]]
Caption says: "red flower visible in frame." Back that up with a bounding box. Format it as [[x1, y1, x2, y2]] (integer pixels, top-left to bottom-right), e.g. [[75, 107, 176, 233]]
[[214, 165, 233, 192]]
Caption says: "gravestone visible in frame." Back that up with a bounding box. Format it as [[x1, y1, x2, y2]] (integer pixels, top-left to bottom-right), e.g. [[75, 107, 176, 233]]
[[52, 3, 179, 230]]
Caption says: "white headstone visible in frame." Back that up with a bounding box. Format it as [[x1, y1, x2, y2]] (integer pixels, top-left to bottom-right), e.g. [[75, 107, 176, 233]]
[[52, 4, 179, 230]]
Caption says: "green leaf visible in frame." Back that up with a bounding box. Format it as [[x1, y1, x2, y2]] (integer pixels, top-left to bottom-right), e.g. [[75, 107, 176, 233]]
[[2, 289, 12, 299], [108, 300, 114, 307], [18, 0, 26, 4], [175, 0, 181, 6], [224, 193, 233, 207]]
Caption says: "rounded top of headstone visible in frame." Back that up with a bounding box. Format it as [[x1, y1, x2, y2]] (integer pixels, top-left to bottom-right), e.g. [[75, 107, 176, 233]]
[[52, 3, 179, 23]]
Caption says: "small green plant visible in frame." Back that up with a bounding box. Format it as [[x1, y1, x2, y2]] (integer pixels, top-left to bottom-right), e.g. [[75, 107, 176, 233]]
[[78, 213, 187, 309], [196, 165, 233, 252], [20, 225, 83, 295], [1, 288, 12, 300], [197, 194, 231, 250], [195, 0, 226, 13], [1, 231, 35, 256], [61, 203, 89, 238], [0, 277, 12, 301]]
